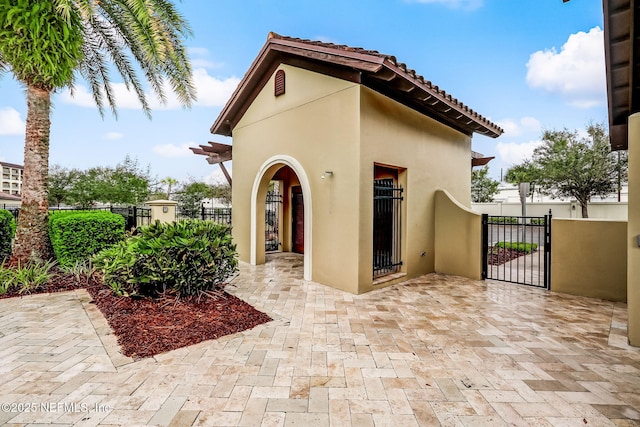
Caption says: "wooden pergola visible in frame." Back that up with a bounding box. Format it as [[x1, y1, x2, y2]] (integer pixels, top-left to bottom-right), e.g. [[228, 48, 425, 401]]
[[189, 141, 233, 186]]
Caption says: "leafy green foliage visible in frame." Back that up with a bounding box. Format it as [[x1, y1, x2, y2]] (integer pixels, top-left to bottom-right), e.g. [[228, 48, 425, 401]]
[[93, 220, 238, 298], [59, 259, 96, 283], [48, 156, 152, 208], [511, 123, 627, 218], [487, 216, 519, 224], [0, 0, 83, 90], [0, 210, 15, 260], [49, 211, 125, 267], [0, 259, 56, 295], [495, 241, 538, 253], [176, 182, 212, 218], [471, 166, 500, 203]]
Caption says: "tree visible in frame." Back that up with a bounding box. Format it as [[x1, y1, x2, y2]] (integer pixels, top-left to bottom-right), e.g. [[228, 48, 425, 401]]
[[160, 177, 179, 200], [48, 165, 71, 208], [1, 0, 196, 263], [211, 183, 232, 206], [505, 160, 540, 214], [531, 124, 625, 218], [176, 182, 212, 218], [104, 156, 151, 205], [471, 166, 500, 203]]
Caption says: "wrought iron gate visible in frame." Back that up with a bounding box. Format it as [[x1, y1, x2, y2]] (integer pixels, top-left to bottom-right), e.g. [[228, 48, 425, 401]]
[[373, 179, 403, 278], [265, 190, 282, 252], [482, 212, 551, 289]]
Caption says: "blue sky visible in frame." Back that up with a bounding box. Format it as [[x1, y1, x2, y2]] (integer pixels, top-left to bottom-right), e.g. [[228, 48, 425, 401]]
[[0, 0, 607, 185]]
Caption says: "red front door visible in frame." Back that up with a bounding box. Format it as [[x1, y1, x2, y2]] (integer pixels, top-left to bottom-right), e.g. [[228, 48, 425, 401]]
[[292, 187, 304, 254]]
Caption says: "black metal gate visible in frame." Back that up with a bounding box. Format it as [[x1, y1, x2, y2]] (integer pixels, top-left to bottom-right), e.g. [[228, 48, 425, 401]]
[[265, 191, 282, 252], [373, 179, 403, 278], [482, 212, 551, 289]]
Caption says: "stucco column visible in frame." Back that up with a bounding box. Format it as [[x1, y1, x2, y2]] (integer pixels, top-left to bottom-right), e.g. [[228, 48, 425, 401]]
[[146, 199, 178, 224], [628, 113, 640, 346]]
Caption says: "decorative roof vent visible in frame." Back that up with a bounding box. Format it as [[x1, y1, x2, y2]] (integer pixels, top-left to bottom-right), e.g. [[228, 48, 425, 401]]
[[274, 69, 285, 96]]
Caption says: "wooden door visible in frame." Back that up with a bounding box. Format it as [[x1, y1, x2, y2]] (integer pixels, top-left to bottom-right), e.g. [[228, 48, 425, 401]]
[[292, 187, 304, 254]]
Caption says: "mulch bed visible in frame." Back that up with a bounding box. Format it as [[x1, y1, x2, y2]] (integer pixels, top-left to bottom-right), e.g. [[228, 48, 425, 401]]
[[1, 269, 272, 359], [487, 248, 530, 265]]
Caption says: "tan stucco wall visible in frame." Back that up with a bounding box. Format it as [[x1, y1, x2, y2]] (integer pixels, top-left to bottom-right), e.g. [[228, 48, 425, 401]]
[[145, 200, 177, 224], [358, 87, 472, 293], [628, 113, 640, 345], [434, 190, 482, 280], [230, 64, 362, 293], [229, 64, 473, 294], [551, 219, 627, 302]]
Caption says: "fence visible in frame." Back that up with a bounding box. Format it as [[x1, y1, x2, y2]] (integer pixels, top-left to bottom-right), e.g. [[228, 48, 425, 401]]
[[5, 205, 152, 229], [175, 206, 232, 224]]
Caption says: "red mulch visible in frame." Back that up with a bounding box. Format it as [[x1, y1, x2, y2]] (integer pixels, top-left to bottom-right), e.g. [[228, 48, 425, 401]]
[[487, 248, 529, 265], [1, 269, 272, 359]]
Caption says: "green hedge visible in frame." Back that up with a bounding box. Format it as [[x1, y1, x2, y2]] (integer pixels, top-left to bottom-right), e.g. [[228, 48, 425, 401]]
[[494, 241, 538, 253], [0, 210, 15, 260], [49, 211, 125, 266], [93, 219, 238, 298]]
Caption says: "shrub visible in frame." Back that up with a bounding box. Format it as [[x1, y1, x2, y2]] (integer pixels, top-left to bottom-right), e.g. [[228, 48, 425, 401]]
[[488, 216, 519, 224], [0, 259, 56, 295], [93, 219, 238, 298], [49, 211, 125, 267], [0, 210, 15, 260], [494, 241, 538, 253]]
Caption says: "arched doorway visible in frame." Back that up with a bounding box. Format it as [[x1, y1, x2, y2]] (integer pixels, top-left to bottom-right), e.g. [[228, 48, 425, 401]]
[[250, 155, 312, 281]]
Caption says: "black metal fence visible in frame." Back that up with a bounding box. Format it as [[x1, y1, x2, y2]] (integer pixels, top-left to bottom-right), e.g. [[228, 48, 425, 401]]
[[4, 205, 152, 230], [373, 179, 403, 278], [175, 205, 232, 224], [482, 212, 552, 289]]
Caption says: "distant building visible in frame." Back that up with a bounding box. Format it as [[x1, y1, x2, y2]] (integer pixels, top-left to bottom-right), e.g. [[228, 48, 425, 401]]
[[0, 161, 23, 196]]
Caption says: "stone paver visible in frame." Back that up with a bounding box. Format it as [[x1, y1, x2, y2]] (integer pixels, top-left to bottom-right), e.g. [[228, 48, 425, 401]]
[[0, 252, 639, 426]]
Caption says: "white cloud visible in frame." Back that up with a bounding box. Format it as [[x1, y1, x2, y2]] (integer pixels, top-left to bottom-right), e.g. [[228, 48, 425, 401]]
[[103, 132, 124, 140], [152, 142, 194, 158], [204, 164, 232, 185], [496, 140, 542, 165], [61, 68, 240, 110], [496, 116, 542, 138], [407, 0, 483, 10], [526, 27, 606, 108], [192, 69, 240, 107], [0, 108, 25, 135]]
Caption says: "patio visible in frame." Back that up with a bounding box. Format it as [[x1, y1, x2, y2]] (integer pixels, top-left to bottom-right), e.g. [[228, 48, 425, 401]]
[[0, 253, 639, 426]]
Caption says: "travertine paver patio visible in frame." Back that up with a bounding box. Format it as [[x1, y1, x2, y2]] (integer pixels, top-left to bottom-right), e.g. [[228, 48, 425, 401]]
[[0, 253, 639, 426]]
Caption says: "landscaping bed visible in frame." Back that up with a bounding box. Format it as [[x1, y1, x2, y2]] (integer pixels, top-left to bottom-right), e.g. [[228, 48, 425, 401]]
[[487, 242, 539, 266], [0, 269, 272, 359]]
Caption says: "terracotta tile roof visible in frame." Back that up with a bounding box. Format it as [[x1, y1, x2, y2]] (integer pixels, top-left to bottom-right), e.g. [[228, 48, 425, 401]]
[[211, 32, 503, 139]]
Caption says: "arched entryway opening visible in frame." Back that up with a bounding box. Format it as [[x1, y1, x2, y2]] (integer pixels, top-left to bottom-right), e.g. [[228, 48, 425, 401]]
[[250, 155, 312, 281]]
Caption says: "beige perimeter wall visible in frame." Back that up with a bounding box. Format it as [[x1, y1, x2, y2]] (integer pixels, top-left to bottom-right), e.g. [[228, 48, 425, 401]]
[[434, 189, 482, 280], [551, 219, 627, 302]]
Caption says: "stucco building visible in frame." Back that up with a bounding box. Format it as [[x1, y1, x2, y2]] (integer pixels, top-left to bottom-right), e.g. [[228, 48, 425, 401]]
[[209, 33, 502, 294]]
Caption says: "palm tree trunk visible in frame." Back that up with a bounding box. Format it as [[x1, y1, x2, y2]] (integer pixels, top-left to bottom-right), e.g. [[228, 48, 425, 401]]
[[11, 85, 52, 263]]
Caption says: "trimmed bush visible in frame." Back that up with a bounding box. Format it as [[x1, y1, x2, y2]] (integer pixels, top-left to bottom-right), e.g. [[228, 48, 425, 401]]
[[93, 219, 238, 298], [49, 211, 125, 267], [0, 210, 15, 260], [488, 216, 519, 224], [494, 241, 538, 253]]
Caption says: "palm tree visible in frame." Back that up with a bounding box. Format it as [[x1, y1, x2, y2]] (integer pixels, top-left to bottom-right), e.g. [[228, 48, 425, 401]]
[[161, 177, 179, 200], [0, 0, 196, 263]]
